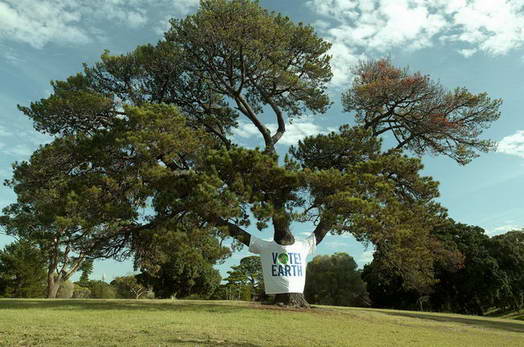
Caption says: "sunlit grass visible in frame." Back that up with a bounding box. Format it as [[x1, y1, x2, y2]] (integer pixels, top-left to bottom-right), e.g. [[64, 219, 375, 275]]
[[0, 299, 523, 346]]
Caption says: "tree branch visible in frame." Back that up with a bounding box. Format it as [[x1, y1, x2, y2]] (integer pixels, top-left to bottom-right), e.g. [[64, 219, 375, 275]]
[[208, 215, 251, 246], [234, 94, 273, 151], [313, 216, 332, 245]]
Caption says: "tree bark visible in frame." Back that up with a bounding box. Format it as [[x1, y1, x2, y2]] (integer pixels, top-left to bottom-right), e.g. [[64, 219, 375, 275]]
[[47, 274, 60, 299], [271, 201, 313, 308], [274, 293, 311, 308]]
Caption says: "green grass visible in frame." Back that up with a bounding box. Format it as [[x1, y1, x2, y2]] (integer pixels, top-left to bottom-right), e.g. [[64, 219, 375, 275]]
[[0, 299, 523, 346]]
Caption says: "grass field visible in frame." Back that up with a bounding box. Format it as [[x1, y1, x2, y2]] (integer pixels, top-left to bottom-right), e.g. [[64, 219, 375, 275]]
[[0, 299, 523, 346], [497, 309, 524, 322]]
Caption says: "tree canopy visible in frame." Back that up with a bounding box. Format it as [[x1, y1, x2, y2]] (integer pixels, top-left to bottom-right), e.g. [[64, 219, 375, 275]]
[[343, 58, 501, 165], [2, 0, 502, 306]]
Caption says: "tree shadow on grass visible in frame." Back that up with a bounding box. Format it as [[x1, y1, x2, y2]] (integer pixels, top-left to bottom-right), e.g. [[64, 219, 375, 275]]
[[0, 299, 246, 314], [379, 311, 524, 333]]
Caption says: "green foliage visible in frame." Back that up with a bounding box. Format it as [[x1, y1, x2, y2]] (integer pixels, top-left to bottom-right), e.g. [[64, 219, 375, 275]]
[[136, 226, 224, 299], [224, 256, 264, 300], [86, 280, 116, 299], [0, 240, 47, 298], [6, 0, 501, 307], [363, 221, 524, 315], [72, 284, 91, 298], [292, 126, 447, 290], [56, 280, 75, 299], [165, 0, 332, 125], [78, 260, 94, 287], [304, 253, 369, 307], [487, 231, 524, 311], [111, 275, 150, 299]]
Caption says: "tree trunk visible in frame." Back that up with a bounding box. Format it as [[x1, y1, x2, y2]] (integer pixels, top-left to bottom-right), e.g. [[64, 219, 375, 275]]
[[274, 293, 311, 308], [271, 202, 312, 308], [47, 274, 60, 299]]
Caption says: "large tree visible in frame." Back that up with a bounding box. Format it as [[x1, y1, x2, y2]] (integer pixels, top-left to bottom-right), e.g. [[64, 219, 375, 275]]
[[0, 136, 142, 298], [7, 0, 501, 307]]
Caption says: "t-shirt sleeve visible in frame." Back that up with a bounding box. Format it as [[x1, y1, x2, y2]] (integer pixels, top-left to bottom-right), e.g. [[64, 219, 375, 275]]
[[305, 233, 317, 255], [249, 236, 270, 254]]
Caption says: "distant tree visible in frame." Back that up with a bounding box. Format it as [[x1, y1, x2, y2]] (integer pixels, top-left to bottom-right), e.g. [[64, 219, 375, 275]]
[[304, 253, 369, 307], [224, 256, 264, 300], [488, 231, 524, 311], [363, 220, 521, 315], [56, 279, 75, 299], [0, 240, 47, 298], [77, 260, 94, 287], [111, 275, 150, 299], [86, 280, 116, 299], [136, 226, 225, 299], [73, 284, 91, 298], [361, 260, 419, 310], [428, 221, 502, 314]]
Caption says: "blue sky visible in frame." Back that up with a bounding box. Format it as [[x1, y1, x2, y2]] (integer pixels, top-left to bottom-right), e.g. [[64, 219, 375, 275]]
[[1, 0, 524, 281]]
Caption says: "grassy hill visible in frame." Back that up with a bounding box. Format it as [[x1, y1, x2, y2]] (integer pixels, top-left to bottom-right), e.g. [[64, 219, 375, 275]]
[[0, 299, 523, 346]]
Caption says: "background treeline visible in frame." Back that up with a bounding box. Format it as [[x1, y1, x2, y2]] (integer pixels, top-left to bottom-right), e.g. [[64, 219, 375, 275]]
[[2, 217, 522, 317], [363, 220, 524, 315]]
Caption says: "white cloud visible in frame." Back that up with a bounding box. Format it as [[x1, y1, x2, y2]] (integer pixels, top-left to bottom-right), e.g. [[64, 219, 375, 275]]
[[298, 231, 313, 238], [487, 223, 522, 236], [459, 48, 478, 58], [232, 119, 335, 147], [497, 130, 524, 158], [231, 122, 260, 140], [0, 0, 200, 49], [278, 121, 333, 145], [324, 240, 347, 248], [307, 0, 524, 86], [356, 250, 374, 266], [0, 123, 52, 160]]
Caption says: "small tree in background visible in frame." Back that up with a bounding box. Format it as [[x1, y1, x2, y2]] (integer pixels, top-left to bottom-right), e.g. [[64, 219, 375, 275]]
[[0, 240, 47, 298], [111, 275, 150, 299], [304, 253, 369, 307], [56, 279, 75, 299], [73, 284, 91, 298], [86, 280, 116, 299], [363, 221, 524, 315], [488, 231, 524, 312], [224, 256, 264, 301], [77, 260, 94, 287], [135, 224, 225, 299]]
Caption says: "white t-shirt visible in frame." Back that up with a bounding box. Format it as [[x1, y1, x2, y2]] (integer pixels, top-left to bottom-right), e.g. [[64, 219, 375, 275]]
[[249, 234, 316, 294]]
